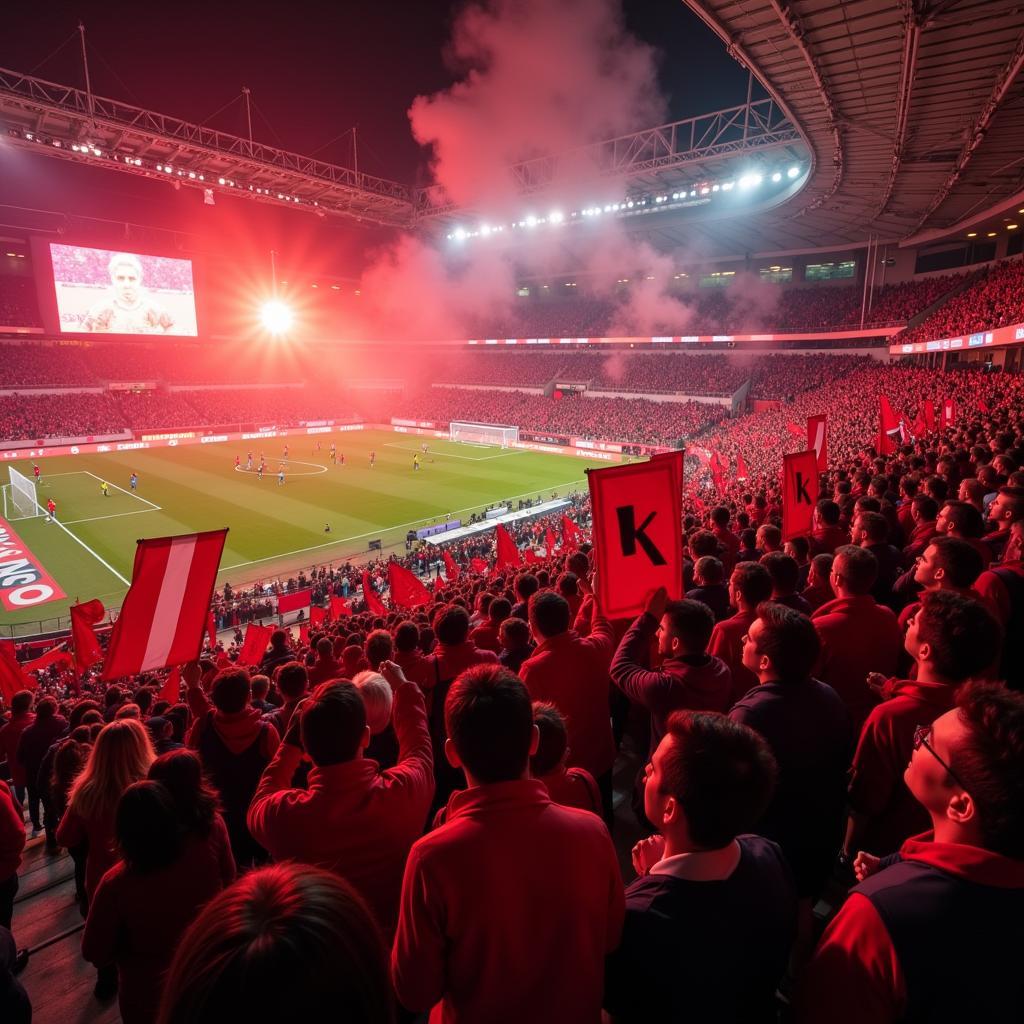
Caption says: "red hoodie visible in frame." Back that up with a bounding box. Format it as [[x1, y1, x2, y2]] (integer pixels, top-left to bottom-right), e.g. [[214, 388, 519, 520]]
[[0, 780, 26, 881], [797, 834, 1024, 1023], [186, 686, 279, 760]]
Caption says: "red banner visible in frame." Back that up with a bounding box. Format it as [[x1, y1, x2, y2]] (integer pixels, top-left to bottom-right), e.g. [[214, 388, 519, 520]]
[[878, 395, 902, 456], [159, 665, 181, 705], [941, 398, 956, 427], [0, 639, 34, 701], [0, 516, 67, 611], [587, 452, 684, 619], [495, 524, 523, 570], [309, 605, 326, 628], [923, 399, 936, 433], [544, 526, 557, 553], [807, 414, 828, 471], [362, 571, 387, 616], [782, 451, 820, 541], [735, 453, 749, 482], [329, 595, 351, 618], [561, 515, 584, 550], [102, 530, 228, 680], [442, 549, 460, 581], [277, 588, 312, 614], [237, 623, 274, 667], [70, 599, 105, 677], [388, 562, 432, 608], [22, 645, 73, 676], [470, 557, 489, 574]]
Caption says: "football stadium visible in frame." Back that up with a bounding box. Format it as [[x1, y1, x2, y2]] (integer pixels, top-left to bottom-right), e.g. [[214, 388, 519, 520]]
[[1, 2, 1024, 1021]]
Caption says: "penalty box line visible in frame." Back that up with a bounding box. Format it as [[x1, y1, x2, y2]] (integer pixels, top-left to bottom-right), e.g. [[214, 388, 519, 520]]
[[383, 442, 525, 462], [80, 471, 162, 510]]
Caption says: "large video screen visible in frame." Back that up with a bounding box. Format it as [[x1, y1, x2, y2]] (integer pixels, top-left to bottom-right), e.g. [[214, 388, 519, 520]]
[[48, 243, 199, 336]]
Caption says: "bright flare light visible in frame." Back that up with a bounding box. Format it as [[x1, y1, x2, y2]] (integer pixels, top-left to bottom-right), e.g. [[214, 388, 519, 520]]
[[788, 166, 800, 178], [260, 300, 294, 335]]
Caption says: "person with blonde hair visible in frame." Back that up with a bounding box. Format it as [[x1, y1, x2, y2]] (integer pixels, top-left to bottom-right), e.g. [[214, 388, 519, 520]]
[[354, 670, 398, 769], [56, 718, 155, 999]]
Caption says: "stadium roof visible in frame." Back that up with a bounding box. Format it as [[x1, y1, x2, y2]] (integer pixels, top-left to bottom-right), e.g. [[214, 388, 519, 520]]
[[674, 0, 1024, 256]]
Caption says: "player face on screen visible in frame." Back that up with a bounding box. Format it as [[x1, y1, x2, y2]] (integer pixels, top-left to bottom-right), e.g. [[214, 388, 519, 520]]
[[110, 256, 143, 308]]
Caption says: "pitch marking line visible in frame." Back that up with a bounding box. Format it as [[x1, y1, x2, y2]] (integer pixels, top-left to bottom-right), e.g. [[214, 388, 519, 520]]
[[34, 501, 131, 586], [383, 442, 525, 462], [63, 508, 162, 526], [81, 471, 162, 510], [219, 476, 588, 572]]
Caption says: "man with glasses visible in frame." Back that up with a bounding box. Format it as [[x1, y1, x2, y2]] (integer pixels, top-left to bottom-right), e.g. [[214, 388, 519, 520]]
[[844, 590, 1001, 862], [798, 681, 1024, 1022]]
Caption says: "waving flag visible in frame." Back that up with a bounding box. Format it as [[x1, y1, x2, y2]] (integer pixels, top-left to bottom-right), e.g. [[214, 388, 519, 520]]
[[470, 557, 489, 574], [362, 571, 387, 616], [309, 605, 327, 629], [941, 397, 956, 428], [544, 526, 557, 554], [495, 524, 523, 570], [236, 623, 273, 667], [442, 549, 460, 581], [102, 530, 228, 680], [734, 453, 749, 482], [0, 639, 34, 702], [561, 515, 584, 550], [277, 588, 311, 615], [70, 599, 105, 677], [22, 644, 73, 677], [807, 414, 828, 471], [877, 396, 903, 456], [329, 595, 351, 618], [388, 563, 432, 608], [159, 666, 181, 705], [923, 399, 936, 433], [782, 451, 820, 541]]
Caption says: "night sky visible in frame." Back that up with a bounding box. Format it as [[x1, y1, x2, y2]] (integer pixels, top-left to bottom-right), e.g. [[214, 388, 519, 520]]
[[0, 1, 751, 273]]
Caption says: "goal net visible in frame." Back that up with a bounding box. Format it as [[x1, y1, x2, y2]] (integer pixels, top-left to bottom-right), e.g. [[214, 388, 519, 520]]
[[4, 467, 41, 521], [449, 421, 520, 448]]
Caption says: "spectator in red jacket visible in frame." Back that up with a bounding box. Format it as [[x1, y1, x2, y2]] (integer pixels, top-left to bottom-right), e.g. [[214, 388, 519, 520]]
[[0, 692, 34, 812], [469, 597, 510, 654], [307, 636, 341, 687], [708, 562, 773, 705], [158, 863, 393, 1024], [392, 620, 433, 692], [845, 591, 1001, 861], [0, 779, 26, 935], [896, 536, 986, 630], [798, 682, 1024, 1024], [901, 494, 939, 565], [710, 506, 741, 573], [610, 587, 732, 762], [605, 710, 796, 1023], [185, 666, 279, 868], [261, 661, 309, 737], [812, 546, 904, 731], [520, 582, 616, 821], [82, 780, 235, 1024], [801, 552, 835, 611], [530, 702, 602, 816], [391, 665, 624, 1023], [247, 663, 433, 938], [985, 484, 1024, 563], [811, 499, 850, 555]]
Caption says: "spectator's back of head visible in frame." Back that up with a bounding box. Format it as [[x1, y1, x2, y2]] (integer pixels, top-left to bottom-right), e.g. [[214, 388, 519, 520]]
[[116, 780, 182, 874], [445, 665, 535, 784], [730, 561, 773, 609], [910, 591, 1001, 683], [760, 552, 801, 596], [211, 669, 252, 714], [434, 604, 470, 646], [315, 637, 334, 660], [34, 696, 57, 721], [499, 616, 530, 650], [528, 590, 571, 640], [365, 629, 393, 669], [250, 675, 270, 702], [746, 602, 820, 681], [157, 863, 392, 1024], [832, 545, 878, 596], [300, 681, 368, 767], [694, 555, 723, 586], [514, 573, 539, 602], [646, 710, 777, 848], [393, 621, 419, 653], [530, 701, 568, 778], [10, 690, 33, 715], [662, 599, 714, 655], [352, 671, 393, 735]]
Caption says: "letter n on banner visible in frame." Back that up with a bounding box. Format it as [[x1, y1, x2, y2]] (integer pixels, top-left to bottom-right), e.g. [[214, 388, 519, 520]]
[[588, 452, 684, 619], [782, 450, 820, 542]]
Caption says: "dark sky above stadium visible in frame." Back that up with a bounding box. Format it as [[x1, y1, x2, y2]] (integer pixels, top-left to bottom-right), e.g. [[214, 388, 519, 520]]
[[1, 0, 748, 186]]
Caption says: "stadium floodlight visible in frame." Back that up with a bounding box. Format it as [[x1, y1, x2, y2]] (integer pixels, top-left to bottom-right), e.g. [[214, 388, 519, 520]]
[[549, 210, 564, 224], [788, 166, 800, 178], [525, 215, 538, 228], [772, 172, 782, 182], [480, 224, 492, 236], [738, 174, 758, 189], [453, 227, 467, 241], [260, 300, 294, 335]]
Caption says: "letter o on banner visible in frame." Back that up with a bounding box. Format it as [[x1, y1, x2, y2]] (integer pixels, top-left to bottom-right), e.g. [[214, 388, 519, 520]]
[[8, 584, 55, 607]]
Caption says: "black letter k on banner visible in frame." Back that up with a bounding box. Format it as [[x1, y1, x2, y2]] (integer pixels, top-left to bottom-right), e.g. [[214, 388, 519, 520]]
[[795, 473, 811, 505], [617, 506, 666, 566]]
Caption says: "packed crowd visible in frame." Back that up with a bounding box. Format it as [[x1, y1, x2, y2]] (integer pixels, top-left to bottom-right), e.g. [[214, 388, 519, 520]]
[[0, 393, 128, 441], [3, 362, 1023, 1021], [898, 257, 1024, 346], [0, 276, 41, 329], [395, 387, 727, 445]]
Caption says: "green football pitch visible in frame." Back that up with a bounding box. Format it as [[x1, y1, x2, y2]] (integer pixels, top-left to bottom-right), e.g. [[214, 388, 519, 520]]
[[1, 429, 610, 633]]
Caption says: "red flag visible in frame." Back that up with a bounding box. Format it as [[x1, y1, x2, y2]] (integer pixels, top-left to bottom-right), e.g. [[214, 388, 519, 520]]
[[22, 644, 73, 676], [277, 588, 312, 614], [734, 453, 749, 482], [442, 549, 460, 581], [387, 563, 432, 608], [309, 605, 327, 629], [977, 398, 989, 414], [299, 624, 310, 646], [434, 575, 446, 593], [362, 571, 387, 616], [523, 547, 541, 564], [329, 595, 351, 618], [470, 557, 489, 574], [495, 524, 522, 570], [207, 611, 218, 651], [786, 421, 805, 438], [923, 399, 936, 433], [878, 396, 902, 456], [561, 515, 584, 550], [0, 639, 34, 702], [237, 623, 274, 667], [782, 451, 820, 541], [940, 398, 956, 428], [159, 665, 181, 705], [807, 414, 828, 472], [587, 452, 684, 619], [102, 530, 227, 680], [911, 408, 927, 440], [544, 526, 557, 553], [709, 451, 726, 494], [70, 599, 105, 677]]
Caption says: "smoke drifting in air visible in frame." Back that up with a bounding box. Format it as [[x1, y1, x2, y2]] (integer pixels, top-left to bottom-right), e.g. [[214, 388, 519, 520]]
[[357, 0, 779, 343]]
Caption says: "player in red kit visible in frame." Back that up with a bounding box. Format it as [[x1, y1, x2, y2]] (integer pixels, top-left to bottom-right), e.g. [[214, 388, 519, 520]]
[[46, 497, 56, 522], [235, 455, 241, 470], [33, 463, 41, 483]]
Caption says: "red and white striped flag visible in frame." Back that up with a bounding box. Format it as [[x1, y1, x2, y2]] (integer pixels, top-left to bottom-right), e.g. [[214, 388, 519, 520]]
[[102, 530, 228, 680]]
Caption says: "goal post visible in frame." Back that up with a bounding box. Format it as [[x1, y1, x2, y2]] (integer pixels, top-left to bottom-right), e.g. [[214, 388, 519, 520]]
[[449, 421, 520, 448], [4, 467, 42, 521]]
